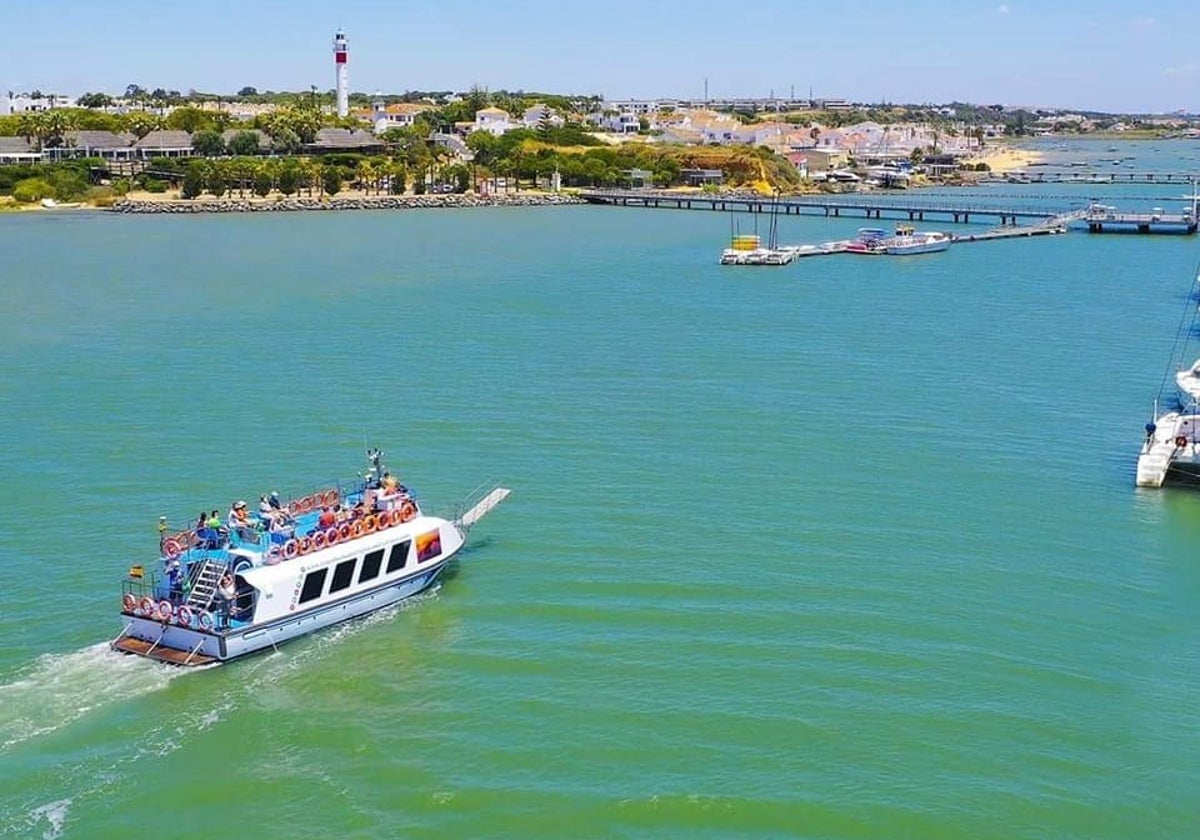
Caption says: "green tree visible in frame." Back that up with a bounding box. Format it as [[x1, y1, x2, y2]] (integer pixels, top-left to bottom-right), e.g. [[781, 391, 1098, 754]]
[[227, 131, 260, 156], [387, 161, 406, 194], [356, 159, 377, 195], [252, 164, 273, 197], [181, 163, 205, 199], [125, 111, 162, 139], [11, 177, 54, 203], [165, 106, 212, 133], [277, 163, 299, 196], [77, 92, 114, 109], [322, 166, 342, 196], [16, 112, 49, 150], [192, 130, 225, 157], [206, 161, 227, 197]]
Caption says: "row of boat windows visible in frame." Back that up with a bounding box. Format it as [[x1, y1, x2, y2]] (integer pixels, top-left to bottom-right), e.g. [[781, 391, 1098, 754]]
[[298, 539, 410, 604]]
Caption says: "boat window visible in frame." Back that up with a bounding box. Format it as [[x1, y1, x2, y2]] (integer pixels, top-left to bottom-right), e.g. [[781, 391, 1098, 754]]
[[298, 568, 328, 604], [330, 558, 357, 593], [386, 540, 411, 573], [360, 548, 384, 583]]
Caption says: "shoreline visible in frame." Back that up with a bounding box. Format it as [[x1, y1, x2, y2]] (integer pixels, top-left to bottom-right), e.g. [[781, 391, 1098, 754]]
[[957, 145, 1044, 174], [108, 192, 585, 214]]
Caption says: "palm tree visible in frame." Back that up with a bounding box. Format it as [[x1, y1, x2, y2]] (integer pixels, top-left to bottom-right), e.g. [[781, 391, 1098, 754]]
[[296, 158, 318, 197], [357, 159, 378, 195], [16, 112, 49, 151]]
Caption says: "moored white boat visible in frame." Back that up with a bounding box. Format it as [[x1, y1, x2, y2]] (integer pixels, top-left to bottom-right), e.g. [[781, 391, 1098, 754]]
[[1136, 405, 1200, 487], [1135, 269, 1200, 488], [111, 450, 510, 666], [883, 230, 951, 255]]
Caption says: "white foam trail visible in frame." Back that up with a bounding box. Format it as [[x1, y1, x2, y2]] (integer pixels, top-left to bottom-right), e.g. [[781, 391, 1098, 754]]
[[24, 799, 70, 840], [0, 586, 444, 836], [0, 643, 182, 753]]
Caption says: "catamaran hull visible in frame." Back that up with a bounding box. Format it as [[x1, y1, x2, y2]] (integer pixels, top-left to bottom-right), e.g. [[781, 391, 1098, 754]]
[[113, 558, 451, 666]]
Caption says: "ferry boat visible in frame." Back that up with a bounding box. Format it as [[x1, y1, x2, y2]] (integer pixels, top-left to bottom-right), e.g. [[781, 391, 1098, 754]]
[[111, 451, 510, 666], [883, 228, 951, 255]]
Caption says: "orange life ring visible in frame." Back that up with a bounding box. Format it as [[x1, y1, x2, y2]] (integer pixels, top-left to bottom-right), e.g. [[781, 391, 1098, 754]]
[[303, 495, 317, 512], [163, 538, 182, 559], [338, 523, 351, 541], [1176, 435, 1189, 448], [375, 511, 390, 530], [324, 527, 339, 546], [400, 502, 416, 523], [313, 530, 327, 550], [175, 530, 193, 547], [362, 514, 377, 534], [139, 596, 156, 615], [289, 500, 303, 515], [389, 508, 402, 526], [284, 539, 298, 559], [298, 536, 312, 555], [323, 489, 339, 507], [351, 520, 363, 538], [156, 600, 173, 621], [176, 605, 194, 627], [122, 593, 137, 612]]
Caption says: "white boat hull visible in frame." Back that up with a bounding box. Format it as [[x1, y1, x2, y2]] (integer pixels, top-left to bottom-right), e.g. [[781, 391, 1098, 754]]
[[115, 555, 452, 663], [1136, 409, 1200, 487]]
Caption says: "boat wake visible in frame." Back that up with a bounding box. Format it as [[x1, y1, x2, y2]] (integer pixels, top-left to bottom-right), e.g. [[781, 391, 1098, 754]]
[[0, 588, 441, 837], [0, 643, 187, 754]]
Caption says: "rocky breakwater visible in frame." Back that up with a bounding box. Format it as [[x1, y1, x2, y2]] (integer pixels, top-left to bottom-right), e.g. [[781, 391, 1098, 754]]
[[110, 193, 585, 214]]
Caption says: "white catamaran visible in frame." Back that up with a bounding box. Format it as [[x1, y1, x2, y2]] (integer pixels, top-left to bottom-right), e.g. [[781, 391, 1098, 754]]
[[112, 450, 510, 665], [1136, 269, 1200, 487]]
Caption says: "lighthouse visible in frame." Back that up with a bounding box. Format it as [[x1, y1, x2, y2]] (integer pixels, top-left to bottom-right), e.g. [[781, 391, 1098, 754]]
[[333, 29, 349, 118]]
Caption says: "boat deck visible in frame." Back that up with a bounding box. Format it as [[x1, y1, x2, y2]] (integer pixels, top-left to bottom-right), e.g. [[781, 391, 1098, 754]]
[[112, 636, 218, 667]]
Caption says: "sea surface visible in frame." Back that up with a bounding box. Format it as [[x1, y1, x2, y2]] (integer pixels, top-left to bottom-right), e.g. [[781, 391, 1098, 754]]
[[1, 139, 1198, 839]]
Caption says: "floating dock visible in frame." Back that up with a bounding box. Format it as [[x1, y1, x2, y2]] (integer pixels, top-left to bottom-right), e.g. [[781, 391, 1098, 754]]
[[1083, 206, 1197, 235]]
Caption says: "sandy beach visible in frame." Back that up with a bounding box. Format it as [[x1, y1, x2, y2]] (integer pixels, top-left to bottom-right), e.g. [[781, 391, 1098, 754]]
[[959, 145, 1044, 174]]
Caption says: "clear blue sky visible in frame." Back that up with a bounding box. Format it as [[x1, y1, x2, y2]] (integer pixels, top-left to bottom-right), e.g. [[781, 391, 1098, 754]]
[[6, 0, 1197, 113]]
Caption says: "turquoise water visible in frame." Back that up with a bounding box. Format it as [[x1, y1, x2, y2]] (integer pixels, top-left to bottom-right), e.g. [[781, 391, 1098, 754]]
[[2, 141, 1199, 838]]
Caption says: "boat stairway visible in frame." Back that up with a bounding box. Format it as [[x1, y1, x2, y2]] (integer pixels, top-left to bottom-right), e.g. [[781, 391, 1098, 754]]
[[186, 559, 225, 611]]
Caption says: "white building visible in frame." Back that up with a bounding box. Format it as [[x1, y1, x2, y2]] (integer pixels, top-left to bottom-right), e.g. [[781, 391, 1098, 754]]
[[1, 92, 73, 114], [472, 107, 517, 136], [521, 103, 564, 129]]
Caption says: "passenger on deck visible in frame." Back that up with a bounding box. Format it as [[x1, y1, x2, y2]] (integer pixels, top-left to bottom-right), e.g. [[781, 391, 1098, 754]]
[[158, 516, 169, 550], [382, 472, 398, 494], [167, 560, 183, 601], [318, 506, 337, 530], [268, 491, 283, 511], [269, 513, 294, 541], [205, 509, 228, 544], [258, 495, 274, 518], [228, 500, 258, 541]]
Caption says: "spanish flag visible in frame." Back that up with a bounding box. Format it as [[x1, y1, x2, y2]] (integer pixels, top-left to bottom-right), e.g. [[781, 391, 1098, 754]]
[[128, 565, 145, 580]]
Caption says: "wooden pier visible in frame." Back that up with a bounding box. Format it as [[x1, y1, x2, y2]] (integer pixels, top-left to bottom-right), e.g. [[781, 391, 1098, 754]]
[[580, 190, 1063, 226], [1013, 170, 1197, 185]]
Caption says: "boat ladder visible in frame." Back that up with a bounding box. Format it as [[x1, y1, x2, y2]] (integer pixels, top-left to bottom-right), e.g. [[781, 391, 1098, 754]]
[[185, 558, 225, 611]]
